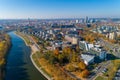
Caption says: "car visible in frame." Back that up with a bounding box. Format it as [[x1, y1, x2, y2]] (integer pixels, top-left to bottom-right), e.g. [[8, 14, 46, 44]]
[[96, 66, 101, 70], [102, 68, 108, 73]]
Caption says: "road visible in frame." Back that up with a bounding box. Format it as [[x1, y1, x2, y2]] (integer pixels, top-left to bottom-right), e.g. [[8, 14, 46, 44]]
[[88, 61, 111, 80], [99, 39, 120, 58], [23, 33, 40, 50], [29, 36, 40, 49]]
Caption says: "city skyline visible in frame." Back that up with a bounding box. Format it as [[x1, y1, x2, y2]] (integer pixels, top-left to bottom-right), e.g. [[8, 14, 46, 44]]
[[0, 0, 120, 19]]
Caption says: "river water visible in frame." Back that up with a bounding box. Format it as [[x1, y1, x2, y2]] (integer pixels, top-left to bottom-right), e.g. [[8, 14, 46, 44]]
[[5, 32, 46, 80]]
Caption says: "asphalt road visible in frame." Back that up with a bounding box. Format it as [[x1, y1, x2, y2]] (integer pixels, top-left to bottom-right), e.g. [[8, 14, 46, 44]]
[[88, 61, 111, 80], [99, 39, 120, 58]]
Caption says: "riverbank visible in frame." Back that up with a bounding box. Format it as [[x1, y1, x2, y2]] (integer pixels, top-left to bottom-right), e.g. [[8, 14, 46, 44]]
[[15, 32, 52, 80], [0, 34, 11, 80], [14, 32, 29, 46]]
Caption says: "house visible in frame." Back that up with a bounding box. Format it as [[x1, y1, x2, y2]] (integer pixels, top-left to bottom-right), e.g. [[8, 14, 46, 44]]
[[52, 40, 63, 50]]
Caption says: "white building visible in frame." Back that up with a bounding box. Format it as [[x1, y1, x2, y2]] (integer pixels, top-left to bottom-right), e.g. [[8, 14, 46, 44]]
[[76, 20, 79, 23], [106, 32, 117, 40], [79, 41, 107, 60], [79, 41, 94, 51], [81, 54, 95, 65]]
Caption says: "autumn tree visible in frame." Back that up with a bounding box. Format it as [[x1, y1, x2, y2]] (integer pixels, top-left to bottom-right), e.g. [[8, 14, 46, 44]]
[[66, 63, 76, 72], [63, 47, 72, 54], [70, 50, 79, 63], [85, 34, 95, 43], [67, 47, 72, 54], [49, 54, 57, 64], [54, 48, 59, 55], [80, 69, 89, 78], [76, 45, 80, 53], [78, 61, 86, 70], [58, 53, 65, 64]]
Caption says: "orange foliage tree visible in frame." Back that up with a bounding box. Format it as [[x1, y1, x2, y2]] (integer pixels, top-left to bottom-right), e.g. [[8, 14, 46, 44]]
[[80, 69, 90, 78], [54, 48, 59, 55], [85, 34, 95, 43], [78, 61, 86, 70]]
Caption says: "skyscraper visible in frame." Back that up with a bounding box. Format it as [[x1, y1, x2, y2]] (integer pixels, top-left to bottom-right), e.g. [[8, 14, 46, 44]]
[[85, 16, 89, 23]]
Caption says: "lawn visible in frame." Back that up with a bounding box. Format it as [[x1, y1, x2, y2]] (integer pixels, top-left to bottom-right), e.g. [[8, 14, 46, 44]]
[[32, 54, 41, 68], [15, 32, 30, 45], [102, 59, 120, 80], [95, 76, 106, 80], [32, 53, 52, 78]]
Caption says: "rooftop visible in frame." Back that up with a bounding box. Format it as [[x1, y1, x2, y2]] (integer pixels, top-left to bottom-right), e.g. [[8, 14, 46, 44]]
[[81, 53, 95, 62]]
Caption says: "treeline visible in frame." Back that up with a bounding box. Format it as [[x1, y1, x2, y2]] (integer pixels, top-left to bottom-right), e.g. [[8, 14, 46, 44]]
[[0, 34, 11, 80]]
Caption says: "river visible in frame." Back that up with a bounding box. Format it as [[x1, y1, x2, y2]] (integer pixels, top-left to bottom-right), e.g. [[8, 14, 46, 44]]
[[5, 32, 46, 80]]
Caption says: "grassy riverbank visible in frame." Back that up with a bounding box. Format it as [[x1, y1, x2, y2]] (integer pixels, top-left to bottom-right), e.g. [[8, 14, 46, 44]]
[[15, 32, 30, 45], [32, 52, 52, 77]]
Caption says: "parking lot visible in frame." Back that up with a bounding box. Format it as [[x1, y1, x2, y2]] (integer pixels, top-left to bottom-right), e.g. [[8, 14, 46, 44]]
[[114, 68, 120, 80]]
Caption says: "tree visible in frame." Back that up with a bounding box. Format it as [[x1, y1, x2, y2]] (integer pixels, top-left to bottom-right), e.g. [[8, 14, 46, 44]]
[[85, 34, 95, 43], [54, 48, 59, 55], [71, 51, 79, 63], [76, 45, 80, 53], [78, 62, 86, 70], [63, 47, 72, 54], [62, 47, 67, 54], [80, 69, 89, 78], [58, 54, 64, 64], [66, 64, 76, 72], [49, 54, 57, 64], [44, 52, 51, 59], [67, 47, 72, 54]]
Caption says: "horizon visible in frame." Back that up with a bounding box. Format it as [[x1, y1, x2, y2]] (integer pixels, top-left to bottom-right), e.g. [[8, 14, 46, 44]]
[[0, 17, 120, 20], [0, 0, 120, 19]]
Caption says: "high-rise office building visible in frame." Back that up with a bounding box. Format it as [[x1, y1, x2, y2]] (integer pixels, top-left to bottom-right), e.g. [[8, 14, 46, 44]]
[[85, 16, 89, 23]]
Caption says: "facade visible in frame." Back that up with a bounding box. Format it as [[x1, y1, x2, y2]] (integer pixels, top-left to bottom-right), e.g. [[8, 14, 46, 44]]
[[109, 32, 117, 40], [65, 34, 79, 44], [79, 41, 107, 60], [79, 41, 94, 51], [72, 37, 78, 44], [106, 32, 117, 40], [99, 50, 107, 60]]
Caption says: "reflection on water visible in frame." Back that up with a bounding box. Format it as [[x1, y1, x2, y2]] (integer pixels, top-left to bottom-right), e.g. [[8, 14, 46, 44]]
[[5, 32, 46, 80]]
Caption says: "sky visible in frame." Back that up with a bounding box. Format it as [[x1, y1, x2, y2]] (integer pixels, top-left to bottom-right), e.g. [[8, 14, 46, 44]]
[[0, 0, 120, 19]]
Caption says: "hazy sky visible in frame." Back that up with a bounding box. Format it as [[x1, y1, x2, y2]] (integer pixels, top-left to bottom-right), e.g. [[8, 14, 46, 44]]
[[0, 0, 120, 19]]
